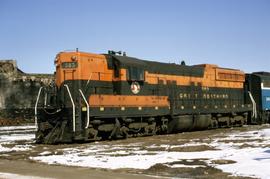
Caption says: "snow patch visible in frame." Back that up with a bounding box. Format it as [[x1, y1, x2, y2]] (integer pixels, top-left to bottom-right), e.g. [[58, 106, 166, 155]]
[[0, 134, 35, 142], [215, 147, 270, 179], [0, 172, 53, 179], [0, 125, 36, 131], [31, 128, 270, 179], [169, 164, 206, 168], [39, 151, 52, 156], [0, 124, 35, 153]]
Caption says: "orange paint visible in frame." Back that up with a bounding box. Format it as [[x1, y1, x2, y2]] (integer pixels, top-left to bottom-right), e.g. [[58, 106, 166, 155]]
[[89, 95, 169, 107]]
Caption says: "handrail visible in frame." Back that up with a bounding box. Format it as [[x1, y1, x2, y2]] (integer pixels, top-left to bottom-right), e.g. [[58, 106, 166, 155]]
[[44, 92, 47, 106], [64, 84, 76, 132], [248, 91, 257, 119], [79, 89, 90, 129], [34, 87, 43, 131]]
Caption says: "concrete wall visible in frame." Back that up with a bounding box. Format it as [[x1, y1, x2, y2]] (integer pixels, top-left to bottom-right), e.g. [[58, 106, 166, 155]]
[[0, 60, 54, 121]]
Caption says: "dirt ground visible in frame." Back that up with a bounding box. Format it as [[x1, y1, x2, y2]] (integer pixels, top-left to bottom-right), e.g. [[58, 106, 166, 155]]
[[1, 124, 269, 179], [0, 159, 157, 179]]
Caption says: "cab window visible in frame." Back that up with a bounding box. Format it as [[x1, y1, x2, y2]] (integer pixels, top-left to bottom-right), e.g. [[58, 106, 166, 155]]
[[127, 66, 144, 81]]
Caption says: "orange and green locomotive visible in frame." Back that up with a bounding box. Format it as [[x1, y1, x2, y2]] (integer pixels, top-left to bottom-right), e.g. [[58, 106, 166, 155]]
[[35, 50, 253, 144]]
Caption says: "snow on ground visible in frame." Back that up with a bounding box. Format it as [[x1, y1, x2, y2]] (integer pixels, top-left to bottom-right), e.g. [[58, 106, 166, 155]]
[[0, 172, 53, 179], [0, 125, 36, 131], [216, 147, 270, 179], [31, 127, 270, 179], [1, 124, 270, 178], [0, 125, 35, 153]]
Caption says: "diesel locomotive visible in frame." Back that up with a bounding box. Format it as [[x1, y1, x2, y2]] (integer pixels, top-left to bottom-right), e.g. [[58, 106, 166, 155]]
[[34, 50, 268, 144]]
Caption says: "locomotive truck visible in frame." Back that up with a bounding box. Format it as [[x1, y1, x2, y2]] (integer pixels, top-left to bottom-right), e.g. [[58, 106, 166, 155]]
[[34, 50, 268, 144]]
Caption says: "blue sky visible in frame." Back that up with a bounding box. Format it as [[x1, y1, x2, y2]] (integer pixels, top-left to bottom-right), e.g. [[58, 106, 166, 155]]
[[0, 0, 269, 73]]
